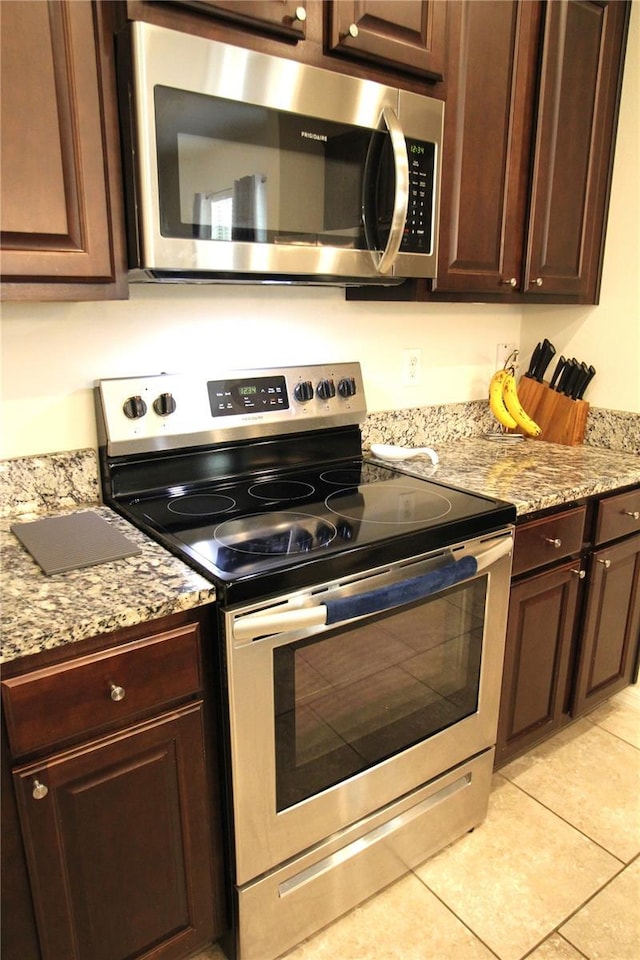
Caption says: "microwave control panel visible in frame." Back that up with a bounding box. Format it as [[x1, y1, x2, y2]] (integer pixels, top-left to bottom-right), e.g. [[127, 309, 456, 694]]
[[401, 138, 436, 255]]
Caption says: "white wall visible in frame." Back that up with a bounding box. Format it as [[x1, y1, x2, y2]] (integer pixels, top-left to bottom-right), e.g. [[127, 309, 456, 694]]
[[1, 5, 637, 459]]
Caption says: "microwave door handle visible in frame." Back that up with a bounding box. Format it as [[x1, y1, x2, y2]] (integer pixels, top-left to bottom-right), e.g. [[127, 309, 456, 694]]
[[375, 106, 409, 275]]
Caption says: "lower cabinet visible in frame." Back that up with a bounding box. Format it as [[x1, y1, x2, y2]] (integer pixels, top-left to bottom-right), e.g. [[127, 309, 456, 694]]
[[1, 611, 226, 960], [13, 706, 214, 960], [496, 487, 640, 768], [496, 560, 581, 764], [573, 532, 640, 716]]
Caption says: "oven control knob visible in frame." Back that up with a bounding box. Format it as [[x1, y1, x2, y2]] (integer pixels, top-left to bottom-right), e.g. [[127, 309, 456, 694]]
[[122, 395, 147, 420], [294, 380, 314, 403], [316, 378, 336, 401], [153, 392, 177, 417], [338, 376, 357, 398]]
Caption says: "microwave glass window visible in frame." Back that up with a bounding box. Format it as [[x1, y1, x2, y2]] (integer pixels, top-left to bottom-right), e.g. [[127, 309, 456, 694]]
[[153, 86, 432, 252], [273, 575, 486, 811]]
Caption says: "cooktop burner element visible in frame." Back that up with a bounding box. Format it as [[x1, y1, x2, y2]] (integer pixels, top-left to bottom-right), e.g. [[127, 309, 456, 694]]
[[95, 363, 516, 602], [325, 480, 452, 525], [167, 493, 236, 516], [248, 480, 315, 502]]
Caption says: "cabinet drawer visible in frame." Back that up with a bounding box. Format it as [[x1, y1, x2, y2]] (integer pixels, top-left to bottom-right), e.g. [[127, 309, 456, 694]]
[[1, 624, 202, 757], [512, 506, 586, 577], [594, 488, 640, 546]]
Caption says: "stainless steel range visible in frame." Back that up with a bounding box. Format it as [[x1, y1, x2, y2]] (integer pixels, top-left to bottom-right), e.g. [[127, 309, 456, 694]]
[[95, 363, 515, 960]]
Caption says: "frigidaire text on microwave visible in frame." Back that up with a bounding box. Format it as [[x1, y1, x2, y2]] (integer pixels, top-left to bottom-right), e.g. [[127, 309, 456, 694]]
[[119, 21, 444, 286]]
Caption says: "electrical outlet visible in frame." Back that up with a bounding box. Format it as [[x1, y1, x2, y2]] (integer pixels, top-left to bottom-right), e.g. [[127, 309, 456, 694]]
[[402, 348, 422, 386], [495, 342, 518, 370]]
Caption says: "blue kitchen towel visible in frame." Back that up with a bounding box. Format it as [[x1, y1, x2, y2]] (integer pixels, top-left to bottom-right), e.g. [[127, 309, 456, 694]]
[[324, 554, 479, 624]]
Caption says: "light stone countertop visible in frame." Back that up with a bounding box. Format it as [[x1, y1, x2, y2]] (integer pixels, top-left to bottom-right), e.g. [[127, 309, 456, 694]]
[[0, 504, 215, 666], [364, 436, 640, 516], [2, 415, 639, 669]]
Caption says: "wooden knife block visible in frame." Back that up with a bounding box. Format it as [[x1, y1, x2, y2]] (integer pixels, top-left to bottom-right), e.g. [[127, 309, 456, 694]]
[[511, 377, 589, 446]]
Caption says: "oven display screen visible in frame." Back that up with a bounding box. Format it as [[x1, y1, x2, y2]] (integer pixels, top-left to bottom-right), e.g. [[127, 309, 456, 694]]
[[207, 375, 289, 417]]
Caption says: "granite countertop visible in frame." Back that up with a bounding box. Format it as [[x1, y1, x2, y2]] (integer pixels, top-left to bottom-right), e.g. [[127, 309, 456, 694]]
[[0, 504, 215, 666], [2, 427, 639, 670], [366, 437, 640, 515]]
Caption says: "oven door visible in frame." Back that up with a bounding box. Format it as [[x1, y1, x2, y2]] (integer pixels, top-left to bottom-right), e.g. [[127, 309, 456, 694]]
[[224, 530, 513, 886]]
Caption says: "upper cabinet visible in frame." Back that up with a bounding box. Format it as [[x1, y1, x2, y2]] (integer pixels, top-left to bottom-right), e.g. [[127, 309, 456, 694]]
[[432, 0, 631, 304], [124, 0, 446, 87], [327, 1, 447, 80], [0, 1, 127, 301], [162, 1, 309, 40]]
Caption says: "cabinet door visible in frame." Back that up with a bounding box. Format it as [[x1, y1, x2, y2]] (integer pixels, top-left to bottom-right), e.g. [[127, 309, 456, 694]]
[[432, 0, 541, 295], [524, 0, 630, 301], [13, 706, 216, 960], [328, 0, 446, 80], [0, 0, 126, 300], [166, 1, 308, 39], [572, 533, 640, 716], [496, 561, 581, 767]]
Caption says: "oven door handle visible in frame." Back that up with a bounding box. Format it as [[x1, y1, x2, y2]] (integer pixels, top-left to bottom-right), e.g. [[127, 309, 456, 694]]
[[233, 537, 511, 642]]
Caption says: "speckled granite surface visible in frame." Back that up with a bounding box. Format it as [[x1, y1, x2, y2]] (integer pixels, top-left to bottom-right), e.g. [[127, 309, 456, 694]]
[[362, 403, 640, 453], [1, 504, 215, 665], [365, 436, 640, 516], [2, 398, 639, 668], [0, 448, 100, 518]]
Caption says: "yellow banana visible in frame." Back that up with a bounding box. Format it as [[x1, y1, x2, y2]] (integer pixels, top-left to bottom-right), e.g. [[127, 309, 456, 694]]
[[501, 371, 542, 437], [489, 369, 518, 430]]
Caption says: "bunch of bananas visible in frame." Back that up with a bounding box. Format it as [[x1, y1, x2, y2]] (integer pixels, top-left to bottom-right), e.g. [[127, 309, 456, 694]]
[[489, 367, 541, 437]]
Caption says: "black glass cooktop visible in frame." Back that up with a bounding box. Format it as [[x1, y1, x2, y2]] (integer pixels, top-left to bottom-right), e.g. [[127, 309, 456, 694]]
[[117, 458, 515, 601]]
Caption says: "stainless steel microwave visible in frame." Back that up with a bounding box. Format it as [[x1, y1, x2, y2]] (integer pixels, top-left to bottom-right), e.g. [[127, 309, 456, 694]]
[[119, 21, 444, 286]]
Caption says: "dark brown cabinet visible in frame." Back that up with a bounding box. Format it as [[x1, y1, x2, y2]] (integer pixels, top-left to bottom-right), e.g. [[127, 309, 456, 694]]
[[0, 1, 127, 301], [435, 0, 631, 303], [496, 506, 586, 766], [125, 0, 446, 87], [1, 612, 225, 960], [165, 0, 309, 40], [327, 0, 447, 80], [431, 0, 540, 297], [496, 487, 640, 768], [350, 0, 630, 305], [573, 491, 640, 715]]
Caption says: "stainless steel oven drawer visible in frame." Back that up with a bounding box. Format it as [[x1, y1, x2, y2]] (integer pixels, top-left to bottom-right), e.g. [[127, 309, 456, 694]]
[[235, 748, 494, 960]]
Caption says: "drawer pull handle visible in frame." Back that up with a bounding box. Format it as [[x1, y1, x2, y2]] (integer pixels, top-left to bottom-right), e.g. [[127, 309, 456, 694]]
[[32, 779, 48, 800], [571, 568, 586, 579], [597, 558, 611, 569], [624, 510, 640, 520], [545, 537, 562, 548], [110, 683, 126, 702]]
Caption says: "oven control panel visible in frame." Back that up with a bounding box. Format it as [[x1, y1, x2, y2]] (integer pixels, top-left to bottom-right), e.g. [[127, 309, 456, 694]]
[[96, 363, 367, 456]]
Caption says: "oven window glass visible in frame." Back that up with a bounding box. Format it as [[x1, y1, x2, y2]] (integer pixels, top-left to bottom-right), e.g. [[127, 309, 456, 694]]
[[153, 86, 434, 253], [273, 576, 487, 811]]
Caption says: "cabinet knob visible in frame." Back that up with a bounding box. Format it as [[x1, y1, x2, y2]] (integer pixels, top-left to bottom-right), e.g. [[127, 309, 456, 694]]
[[624, 510, 640, 520], [110, 683, 126, 702], [344, 23, 359, 38], [32, 779, 48, 800], [530, 277, 544, 287], [544, 537, 562, 548], [597, 558, 612, 569], [571, 568, 586, 579], [293, 6, 307, 22], [501, 277, 517, 287]]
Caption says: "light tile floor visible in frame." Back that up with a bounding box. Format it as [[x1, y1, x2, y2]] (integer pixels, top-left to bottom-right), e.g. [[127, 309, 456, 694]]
[[194, 684, 640, 960]]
